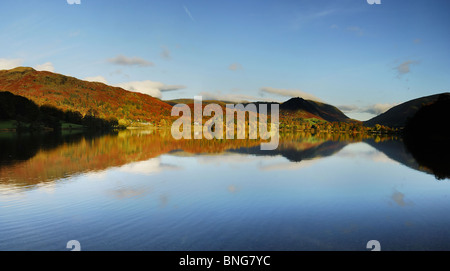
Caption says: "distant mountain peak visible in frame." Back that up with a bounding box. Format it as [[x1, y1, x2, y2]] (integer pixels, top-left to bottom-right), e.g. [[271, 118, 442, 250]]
[[280, 96, 350, 123]]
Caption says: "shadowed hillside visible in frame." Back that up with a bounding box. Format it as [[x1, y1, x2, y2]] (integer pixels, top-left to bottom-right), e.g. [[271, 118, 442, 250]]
[[403, 94, 450, 180], [364, 93, 449, 127]]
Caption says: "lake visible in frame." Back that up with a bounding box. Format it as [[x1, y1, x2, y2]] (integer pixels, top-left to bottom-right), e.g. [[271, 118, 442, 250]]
[[0, 130, 449, 251]]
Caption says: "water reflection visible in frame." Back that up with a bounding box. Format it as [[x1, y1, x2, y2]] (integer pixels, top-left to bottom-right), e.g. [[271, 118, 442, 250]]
[[0, 130, 447, 192], [0, 129, 449, 251]]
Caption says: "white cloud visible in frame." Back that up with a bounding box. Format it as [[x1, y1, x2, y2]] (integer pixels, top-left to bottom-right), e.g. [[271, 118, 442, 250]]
[[67, 0, 81, 4], [183, 5, 195, 21], [117, 80, 185, 98], [198, 91, 277, 103], [260, 87, 322, 102], [0, 58, 23, 70], [119, 158, 179, 175], [259, 159, 319, 171], [84, 76, 108, 84], [363, 103, 397, 115], [337, 105, 359, 113], [338, 103, 398, 115], [35, 62, 55, 72], [108, 55, 154, 67]]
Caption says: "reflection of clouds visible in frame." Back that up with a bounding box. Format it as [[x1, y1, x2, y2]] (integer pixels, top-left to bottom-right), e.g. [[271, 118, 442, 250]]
[[119, 158, 180, 175], [259, 159, 319, 171], [0, 184, 28, 199], [390, 189, 414, 207], [85, 171, 108, 180], [193, 152, 320, 172], [36, 182, 55, 194], [195, 153, 263, 165], [370, 152, 394, 164], [337, 144, 396, 164], [108, 187, 150, 200]]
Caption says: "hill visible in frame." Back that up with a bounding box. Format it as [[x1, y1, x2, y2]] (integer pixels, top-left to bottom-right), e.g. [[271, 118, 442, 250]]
[[403, 94, 450, 180], [166, 97, 352, 123], [279, 97, 351, 123], [0, 67, 173, 125], [364, 93, 449, 127]]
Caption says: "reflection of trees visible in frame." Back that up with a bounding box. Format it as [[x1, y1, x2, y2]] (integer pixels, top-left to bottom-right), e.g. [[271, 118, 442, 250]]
[[0, 131, 90, 168], [1, 127, 445, 190], [0, 130, 262, 188]]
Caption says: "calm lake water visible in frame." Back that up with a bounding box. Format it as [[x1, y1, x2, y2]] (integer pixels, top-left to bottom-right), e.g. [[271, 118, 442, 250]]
[[0, 130, 449, 251]]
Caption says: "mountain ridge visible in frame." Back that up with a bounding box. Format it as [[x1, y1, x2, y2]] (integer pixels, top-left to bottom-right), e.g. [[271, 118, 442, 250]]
[[0, 67, 173, 125], [364, 92, 450, 127]]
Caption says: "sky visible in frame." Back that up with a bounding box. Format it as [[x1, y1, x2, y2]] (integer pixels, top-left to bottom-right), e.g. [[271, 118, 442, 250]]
[[0, 0, 449, 121]]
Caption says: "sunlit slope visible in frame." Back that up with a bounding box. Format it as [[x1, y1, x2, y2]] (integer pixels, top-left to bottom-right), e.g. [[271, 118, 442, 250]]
[[0, 67, 173, 123]]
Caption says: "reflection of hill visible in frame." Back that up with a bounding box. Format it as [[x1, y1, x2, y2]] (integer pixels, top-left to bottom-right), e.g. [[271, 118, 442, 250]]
[[1, 129, 444, 189], [364, 138, 423, 171], [364, 94, 450, 180], [364, 138, 440, 179], [0, 131, 86, 167], [403, 95, 450, 180], [229, 139, 348, 162], [0, 130, 262, 188]]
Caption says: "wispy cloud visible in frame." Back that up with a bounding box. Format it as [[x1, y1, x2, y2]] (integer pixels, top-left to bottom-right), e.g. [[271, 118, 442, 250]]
[[260, 87, 322, 102], [390, 189, 414, 207], [0, 59, 54, 72], [198, 91, 277, 103], [183, 5, 195, 21], [0, 58, 23, 70], [338, 105, 359, 113], [292, 8, 337, 29], [119, 158, 180, 176], [84, 76, 108, 84], [338, 103, 398, 115], [394, 60, 420, 77], [67, 0, 81, 4], [117, 80, 185, 98], [35, 62, 54, 72], [108, 55, 154, 67], [363, 103, 397, 115]]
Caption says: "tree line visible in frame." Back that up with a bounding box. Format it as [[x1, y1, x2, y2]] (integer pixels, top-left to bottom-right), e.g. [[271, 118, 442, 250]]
[[0, 91, 119, 131]]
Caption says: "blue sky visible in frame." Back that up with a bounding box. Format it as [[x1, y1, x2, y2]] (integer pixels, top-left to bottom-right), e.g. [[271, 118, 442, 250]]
[[0, 0, 449, 120]]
